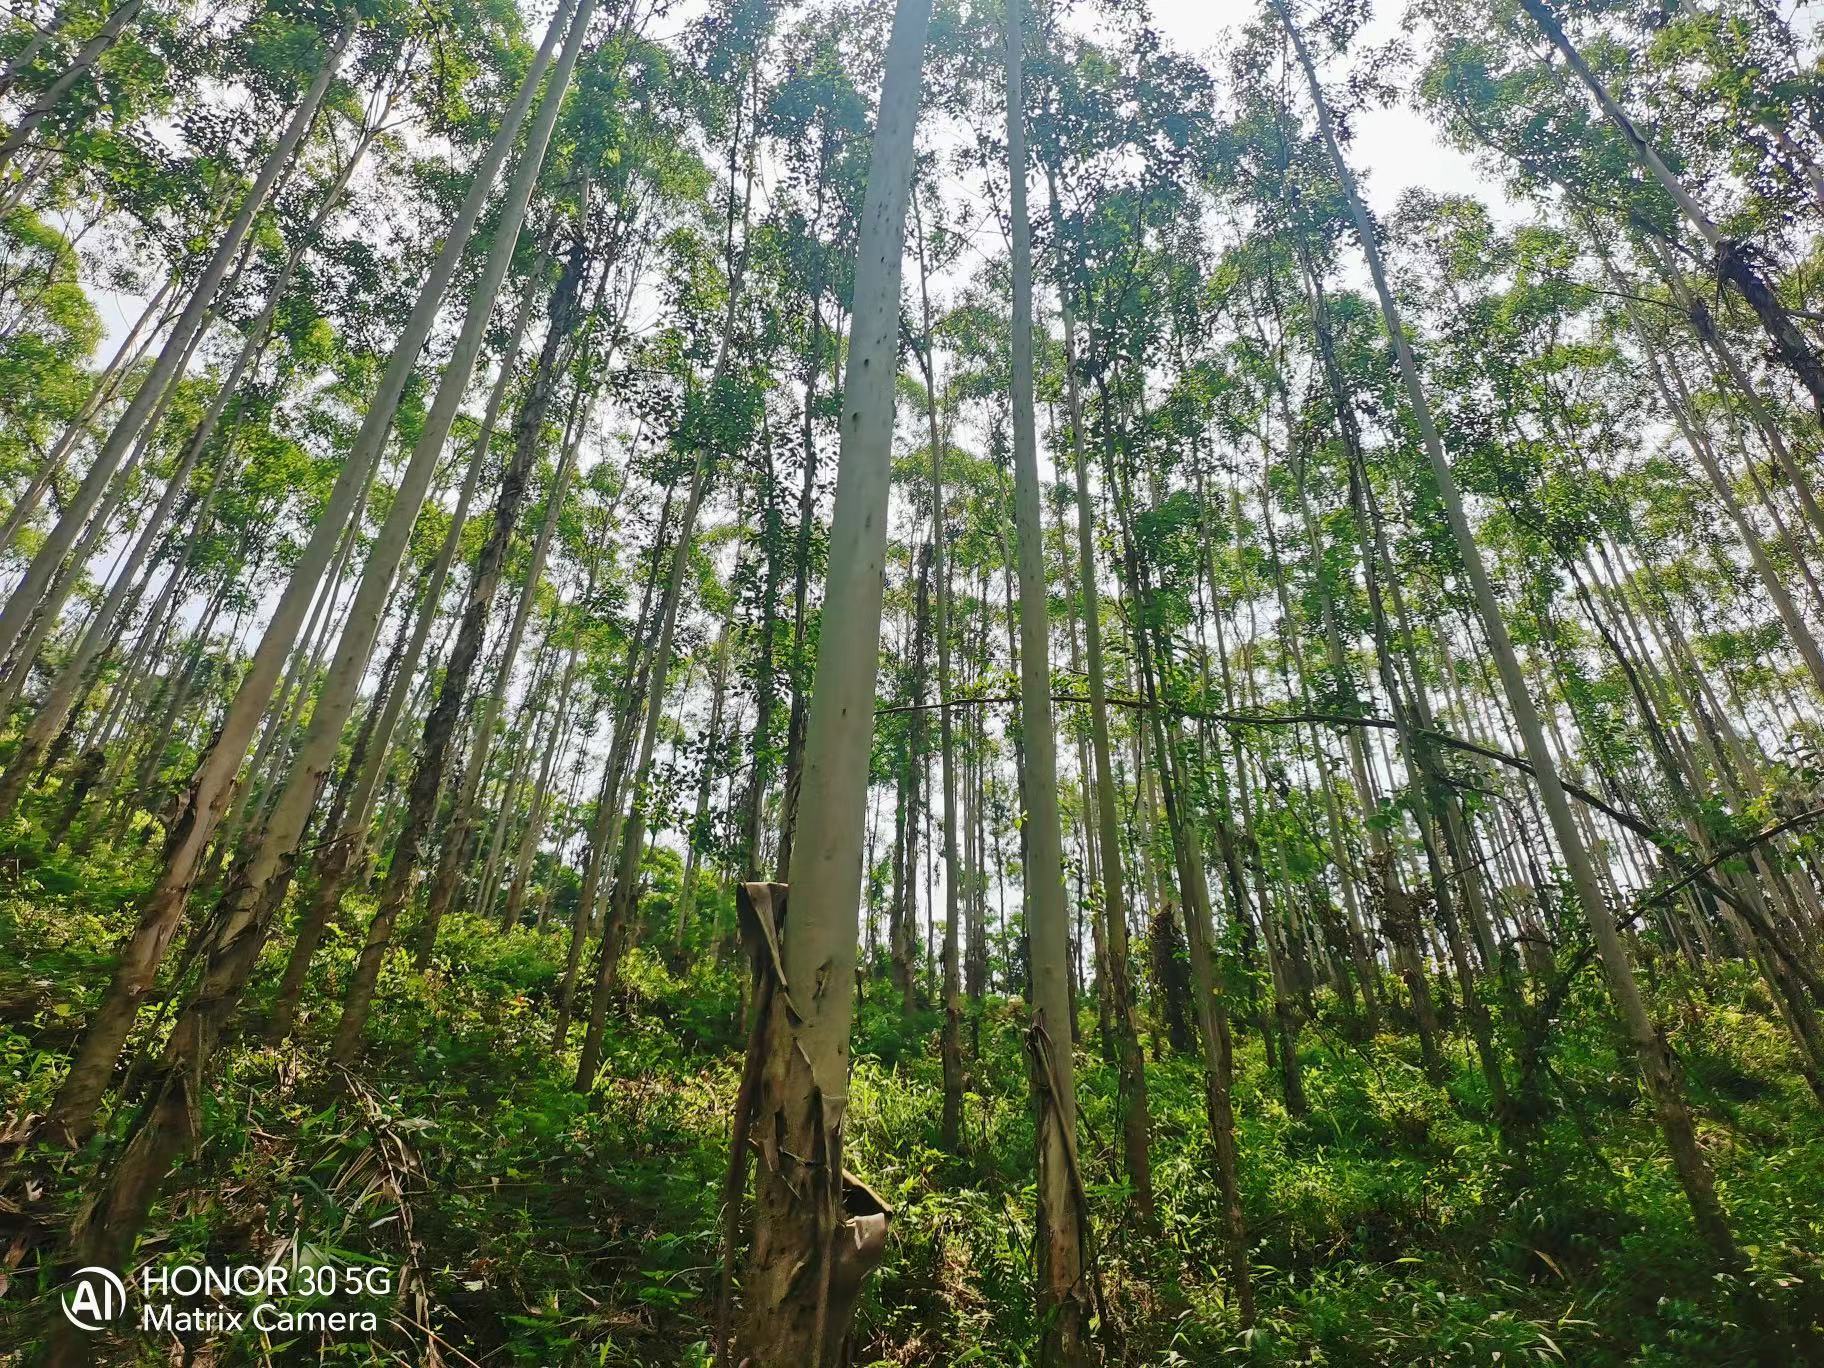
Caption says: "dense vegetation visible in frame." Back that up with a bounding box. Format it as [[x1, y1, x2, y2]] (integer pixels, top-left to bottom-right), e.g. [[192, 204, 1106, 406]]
[[2, 0, 1824, 1361]]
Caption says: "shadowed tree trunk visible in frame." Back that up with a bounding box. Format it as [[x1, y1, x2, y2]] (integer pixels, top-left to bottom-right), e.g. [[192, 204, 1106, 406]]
[[1280, 0, 1746, 1275], [332, 184, 596, 1062]]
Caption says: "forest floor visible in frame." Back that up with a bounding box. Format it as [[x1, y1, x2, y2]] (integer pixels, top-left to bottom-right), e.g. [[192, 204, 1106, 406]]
[[1, 834, 1822, 1364]]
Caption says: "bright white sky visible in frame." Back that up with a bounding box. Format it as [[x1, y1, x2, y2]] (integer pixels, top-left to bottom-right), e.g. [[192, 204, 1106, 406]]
[[1147, 0, 1517, 220]]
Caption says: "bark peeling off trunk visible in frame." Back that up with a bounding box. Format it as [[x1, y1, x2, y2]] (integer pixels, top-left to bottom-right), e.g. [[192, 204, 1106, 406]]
[[733, 882, 891, 1368]]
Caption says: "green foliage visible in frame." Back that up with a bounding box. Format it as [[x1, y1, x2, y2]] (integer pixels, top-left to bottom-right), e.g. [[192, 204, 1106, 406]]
[[4, 804, 1824, 1365]]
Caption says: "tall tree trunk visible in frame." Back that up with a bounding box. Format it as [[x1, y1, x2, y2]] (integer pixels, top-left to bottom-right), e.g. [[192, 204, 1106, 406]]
[[412, 295, 596, 963], [671, 608, 734, 952], [0, 0, 75, 100], [418, 241, 631, 951], [913, 194, 971, 1155], [1003, 2, 1089, 1356], [39, 0, 582, 1147], [0, 272, 177, 556], [1280, 0, 1745, 1272], [1042, 165, 1153, 1226], [552, 492, 678, 1051], [735, 1, 929, 1359]]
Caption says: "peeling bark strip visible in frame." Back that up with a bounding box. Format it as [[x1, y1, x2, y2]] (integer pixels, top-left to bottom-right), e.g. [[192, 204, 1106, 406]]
[[735, 0, 930, 1357], [730, 883, 890, 1368]]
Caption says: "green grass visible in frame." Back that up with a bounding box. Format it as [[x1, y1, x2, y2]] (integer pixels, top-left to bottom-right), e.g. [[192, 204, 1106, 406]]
[[2, 835, 1822, 1363]]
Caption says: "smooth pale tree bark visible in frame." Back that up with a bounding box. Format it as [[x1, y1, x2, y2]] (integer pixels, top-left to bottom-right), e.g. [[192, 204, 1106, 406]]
[[104, 557, 233, 814], [735, 0, 930, 1360], [69, 457, 221, 768], [1108, 445, 1256, 1321], [1282, 254, 1509, 1095], [0, 14, 352, 669], [7, 366, 186, 730], [1283, 462, 1383, 1028], [888, 551, 928, 1014], [1335, 456, 1516, 1129], [571, 437, 711, 1088], [553, 493, 678, 1050], [740, 530, 783, 881], [264, 582, 415, 1043], [536, 727, 593, 932], [338, 223, 590, 1038], [508, 574, 600, 934], [1003, 1, 1089, 1357], [0, 0, 146, 190], [1279, 0, 1744, 1271], [1139, 618, 1257, 1327], [771, 193, 833, 884], [419, 241, 635, 946], [0, 419, 216, 808], [1044, 165, 1154, 1225], [40, 0, 575, 1146], [966, 663, 990, 997], [0, 325, 199, 722]]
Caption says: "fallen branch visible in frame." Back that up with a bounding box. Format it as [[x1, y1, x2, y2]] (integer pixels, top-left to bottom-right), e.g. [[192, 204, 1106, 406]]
[[881, 694, 1824, 977], [878, 692, 1681, 867]]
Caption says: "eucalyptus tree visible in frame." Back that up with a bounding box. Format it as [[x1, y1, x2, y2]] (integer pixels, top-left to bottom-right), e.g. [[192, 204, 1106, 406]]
[[999, 1, 1092, 1355], [416, 26, 684, 952], [43, 0, 586, 1146], [571, 7, 773, 1092], [910, 185, 972, 1151], [1273, 0, 1747, 1274], [733, 0, 930, 1357], [0, 0, 156, 189], [1030, 5, 1215, 1231]]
